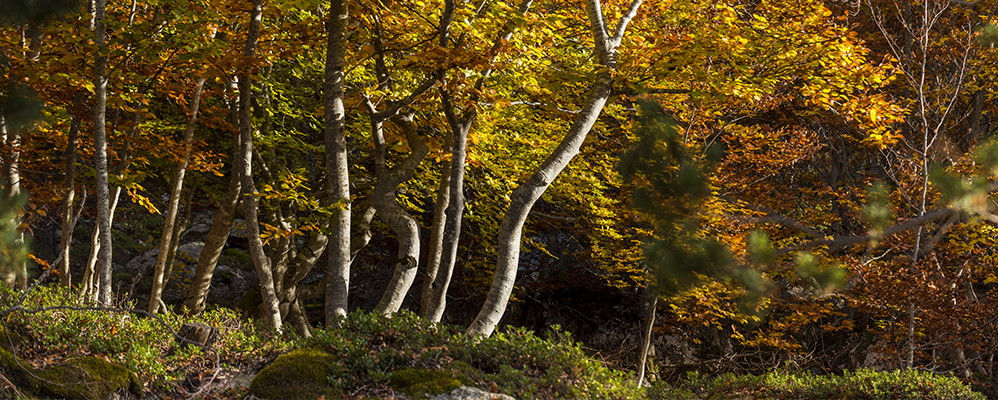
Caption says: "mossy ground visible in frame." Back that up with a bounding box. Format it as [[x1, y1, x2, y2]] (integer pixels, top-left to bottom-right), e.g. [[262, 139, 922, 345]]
[[248, 347, 344, 400], [390, 366, 476, 399], [0, 286, 990, 400], [0, 347, 141, 400]]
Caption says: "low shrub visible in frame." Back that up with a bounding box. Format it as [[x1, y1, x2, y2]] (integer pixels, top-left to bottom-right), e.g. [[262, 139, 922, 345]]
[[307, 310, 642, 399], [650, 368, 985, 400]]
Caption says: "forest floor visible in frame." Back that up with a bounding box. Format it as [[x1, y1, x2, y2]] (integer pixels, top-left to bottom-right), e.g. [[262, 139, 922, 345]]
[[0, 284, 991, 400]]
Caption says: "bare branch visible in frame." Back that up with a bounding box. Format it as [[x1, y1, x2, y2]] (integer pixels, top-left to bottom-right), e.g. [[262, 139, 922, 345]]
[[610, 0, 643, 47]]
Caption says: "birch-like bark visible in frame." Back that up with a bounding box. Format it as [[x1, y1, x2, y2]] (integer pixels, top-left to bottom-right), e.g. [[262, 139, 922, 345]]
[[57, 107, 81, 287], [148, 77, 206, 314], [238, 0, 282, 332], [324, 0, 351, 327], [93, 0, 114, 305], [423, 95, 471, 322], [422, 0, 534, 322], [369, 112, 429, 314], [2, 117, 25, 289], [467, 0, 642, 337], [420, 153, 451, 316]]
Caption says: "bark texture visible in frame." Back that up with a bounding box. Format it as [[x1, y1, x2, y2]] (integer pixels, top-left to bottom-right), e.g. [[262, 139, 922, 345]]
[[420, 153, 451, 316], [370, 112, 428, 314], [181, 83, 241, 314], [423, 97, 471, 322], [324, 0, 351, 327], [93, 0, 114, 305]]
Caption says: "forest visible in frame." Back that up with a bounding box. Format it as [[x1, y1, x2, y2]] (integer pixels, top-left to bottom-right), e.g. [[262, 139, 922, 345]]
[[1, 0, 998, 398]]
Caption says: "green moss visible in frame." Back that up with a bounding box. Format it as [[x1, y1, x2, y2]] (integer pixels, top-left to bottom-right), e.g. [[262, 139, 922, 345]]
[[0, 347, 29, 388], [249, 347, 343, 400], [390, 367, 476, 399], [0, 347, 140, 400], [0, 324, 25, 351], [34, 356, 141, 400]]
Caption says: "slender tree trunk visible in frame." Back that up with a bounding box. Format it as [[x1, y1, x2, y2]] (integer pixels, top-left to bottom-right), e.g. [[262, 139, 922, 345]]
[[0, 110, 14, 288], [420, 0, 533, 321], [93, 0, 113, 305], [0, 111, 25, 289], [57, 106, 81, 287], [424, 103, 470, 322], [637, 287, 657, 388], [370, 113, 428, 314], [467, 0, 642, 337], [182, 83, 241, 315], [79, 186, 121, 301], [420, 155, 451, 317], [149, 77, 206, 314], [238, 0, 282, 332], [324, 0, 350, 327]]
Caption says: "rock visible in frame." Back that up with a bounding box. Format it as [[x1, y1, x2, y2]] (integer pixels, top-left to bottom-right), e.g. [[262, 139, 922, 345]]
[[390, 367, 476, 399], [208, 264, 257, 308], [0, 347, 141, 400], [432, 386, 517, 400], [248, 348, 343, 400], [176, 322, 219, 350]]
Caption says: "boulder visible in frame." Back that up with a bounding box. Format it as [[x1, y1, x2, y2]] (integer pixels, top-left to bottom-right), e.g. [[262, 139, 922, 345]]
[[175, 322, 219, 350], [248, 347, 343, 400], [0, 347, 141, 400], [432, 386, 517, 400], [390, 367, 476, 399]]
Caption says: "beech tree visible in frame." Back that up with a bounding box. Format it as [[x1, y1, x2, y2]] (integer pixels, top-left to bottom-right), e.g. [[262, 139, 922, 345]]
[[324, 0, 350, 326], [467, 0, 643, 337]]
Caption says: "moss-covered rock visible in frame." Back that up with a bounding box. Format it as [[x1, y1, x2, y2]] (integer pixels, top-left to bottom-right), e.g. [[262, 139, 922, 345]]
[[249, 347, 344, 400], [0, 347, 141, 400], [0, 324, 26, 352], [390, 367, 476, 399], [34, 356, 142, 399]]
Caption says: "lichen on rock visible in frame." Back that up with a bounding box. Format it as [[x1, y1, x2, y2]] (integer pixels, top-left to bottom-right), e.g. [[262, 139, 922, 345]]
[[248, 347, 343, 400]]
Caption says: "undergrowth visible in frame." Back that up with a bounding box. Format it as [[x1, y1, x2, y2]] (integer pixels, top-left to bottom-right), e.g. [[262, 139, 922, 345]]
[[651, 368, 985, 400], [0, 284, 989, 400], [309, 310, 641, 399], [0, 284, 292, 392]]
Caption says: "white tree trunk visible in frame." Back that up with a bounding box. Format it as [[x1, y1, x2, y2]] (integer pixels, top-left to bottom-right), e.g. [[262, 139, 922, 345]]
[[467, 0, 642, 337], [324, 0, 351, 327], [371, 113, 428, 314], [93, 0, 114, 305]]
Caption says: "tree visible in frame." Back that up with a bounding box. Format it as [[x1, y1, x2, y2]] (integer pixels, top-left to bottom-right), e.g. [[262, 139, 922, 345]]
[[92, 0, 113, 306], [324, 0, 350, 327], [148, 76, 206, 314], [237, 0, 283, 332], [467, 0, 644, 337]]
